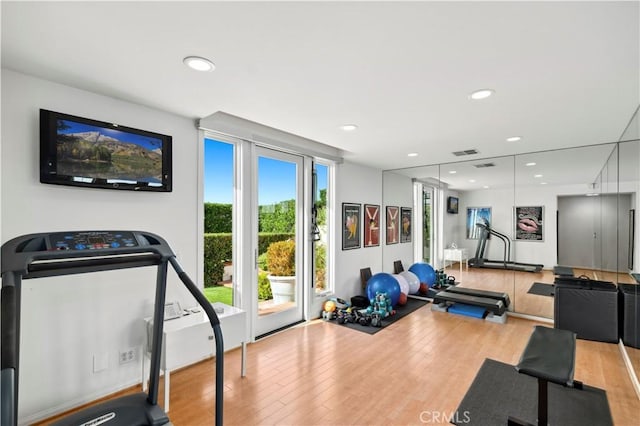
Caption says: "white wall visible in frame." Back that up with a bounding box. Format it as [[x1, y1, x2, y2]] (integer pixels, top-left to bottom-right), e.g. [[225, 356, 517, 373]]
[[333, 162, 383, 299], [1, 70, 200, 422]]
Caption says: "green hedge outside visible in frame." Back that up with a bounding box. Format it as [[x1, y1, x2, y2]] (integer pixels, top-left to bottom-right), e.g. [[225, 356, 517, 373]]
[[204, 203, 232, 233], [204, 232, 294, 287]]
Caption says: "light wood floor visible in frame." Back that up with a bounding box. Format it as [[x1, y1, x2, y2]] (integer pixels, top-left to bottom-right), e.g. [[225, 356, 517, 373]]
[[39, 307, 640, 425]]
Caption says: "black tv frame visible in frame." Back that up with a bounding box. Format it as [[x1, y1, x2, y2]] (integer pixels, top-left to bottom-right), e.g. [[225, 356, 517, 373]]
[[447, 196, 459, 214], [40, 109, 172, 192]]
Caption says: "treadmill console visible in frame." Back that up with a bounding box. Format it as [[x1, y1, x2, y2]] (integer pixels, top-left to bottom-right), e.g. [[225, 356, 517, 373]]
[[48, 231, 139, 251]]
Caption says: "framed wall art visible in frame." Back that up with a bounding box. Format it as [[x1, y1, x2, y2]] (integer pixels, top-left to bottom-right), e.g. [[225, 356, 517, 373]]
[[400, 207, 412, 243], [466, 207, 491, 239], [364, 204, 380, 247], [386, 206, 400, 245], [342, 202, 361, 250], [515, 206, 544, 241]]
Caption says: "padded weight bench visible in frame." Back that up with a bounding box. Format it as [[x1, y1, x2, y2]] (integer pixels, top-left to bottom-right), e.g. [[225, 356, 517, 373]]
[[444, 286, 510, 308], [508, 326, 581, 426]]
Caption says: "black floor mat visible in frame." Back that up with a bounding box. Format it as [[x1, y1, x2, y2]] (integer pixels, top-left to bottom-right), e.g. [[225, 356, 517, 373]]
[[452, 358, 613, 426], [327, 297, 428, 335], [527, 282, 555, 297]]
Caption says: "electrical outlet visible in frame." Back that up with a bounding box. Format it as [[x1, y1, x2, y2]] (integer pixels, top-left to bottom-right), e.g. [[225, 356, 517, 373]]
[[119, 347, 137, 365]]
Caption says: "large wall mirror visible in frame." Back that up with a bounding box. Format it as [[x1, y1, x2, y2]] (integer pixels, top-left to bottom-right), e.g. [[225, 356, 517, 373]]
[[618, 139, 640, 386], [382, 139, 640, 388]]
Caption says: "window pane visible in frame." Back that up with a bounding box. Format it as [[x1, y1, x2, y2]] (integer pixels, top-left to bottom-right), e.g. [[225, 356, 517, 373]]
[[203, 138, 234, 306], [314, 163, 329, 294]]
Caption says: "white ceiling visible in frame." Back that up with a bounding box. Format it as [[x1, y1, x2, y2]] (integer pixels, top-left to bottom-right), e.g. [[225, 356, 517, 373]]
[[2, 1, 639, 175]]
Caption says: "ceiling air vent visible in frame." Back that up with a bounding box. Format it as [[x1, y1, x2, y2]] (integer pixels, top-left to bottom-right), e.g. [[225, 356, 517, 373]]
[[452, 149, 479, 156], [474, 162, 496, 168]]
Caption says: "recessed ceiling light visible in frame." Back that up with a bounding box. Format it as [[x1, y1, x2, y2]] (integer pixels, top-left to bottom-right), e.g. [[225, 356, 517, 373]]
[[449, 170, 457, 174], [340, 124, 358, 132], [183, 56, 215, 72], [483, 185, 490, 189], [506, 136, 522, 142], [407, 152, 418, 157], [525, 162, 536, 167], [540, 182, 548, 185], [469, 89, 494, 100], [534, 174, 543, 178], [469, 179, 476, 183]]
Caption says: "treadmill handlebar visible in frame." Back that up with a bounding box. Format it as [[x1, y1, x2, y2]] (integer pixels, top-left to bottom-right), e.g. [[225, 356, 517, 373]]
[[170, 256, 224, 425], [170, 257, 221, 328], [1, 231, 174, 277]]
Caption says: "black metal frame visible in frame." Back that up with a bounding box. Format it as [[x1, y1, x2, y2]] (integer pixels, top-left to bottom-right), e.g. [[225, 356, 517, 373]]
[[1, 231, 223, 426]]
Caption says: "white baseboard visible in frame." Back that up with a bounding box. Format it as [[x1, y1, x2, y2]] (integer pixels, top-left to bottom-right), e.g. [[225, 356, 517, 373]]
[[506, 311, 554, 324], [618, 339, 640, 401]]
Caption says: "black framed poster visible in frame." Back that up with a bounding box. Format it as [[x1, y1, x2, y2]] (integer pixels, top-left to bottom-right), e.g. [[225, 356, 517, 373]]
[[342, 202, 361, 250], [515, 206, 544, 241]]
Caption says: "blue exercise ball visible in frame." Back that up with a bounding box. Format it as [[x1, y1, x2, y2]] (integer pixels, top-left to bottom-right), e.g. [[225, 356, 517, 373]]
[[366, 272, 401, 307], [409, 262, 437, 288]]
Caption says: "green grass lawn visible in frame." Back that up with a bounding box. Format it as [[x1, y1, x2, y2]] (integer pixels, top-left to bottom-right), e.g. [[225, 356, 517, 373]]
[[203, 285, 233, 305]]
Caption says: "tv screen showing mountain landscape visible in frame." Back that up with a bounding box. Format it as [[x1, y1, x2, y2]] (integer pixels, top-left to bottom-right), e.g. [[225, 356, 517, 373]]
[[56, 119, 163, 183]]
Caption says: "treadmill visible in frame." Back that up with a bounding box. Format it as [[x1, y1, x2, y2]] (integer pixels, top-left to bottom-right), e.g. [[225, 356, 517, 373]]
[[469, 219, 543, 273], [1, 231, 224, 426]]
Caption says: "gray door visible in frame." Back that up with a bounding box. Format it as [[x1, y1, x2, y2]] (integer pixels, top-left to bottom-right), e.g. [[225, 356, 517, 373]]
[[558, 194, 631, 272], [558, 195, 598, 269]]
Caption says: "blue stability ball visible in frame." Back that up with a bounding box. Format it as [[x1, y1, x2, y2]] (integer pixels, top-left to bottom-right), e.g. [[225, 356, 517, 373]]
[[409, 262, 437, 288], [366, 272, 401, 307]]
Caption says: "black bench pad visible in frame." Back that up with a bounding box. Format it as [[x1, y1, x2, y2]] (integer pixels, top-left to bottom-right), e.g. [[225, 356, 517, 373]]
[[516, 326, 576, 386], [445, 286, 510, 307]]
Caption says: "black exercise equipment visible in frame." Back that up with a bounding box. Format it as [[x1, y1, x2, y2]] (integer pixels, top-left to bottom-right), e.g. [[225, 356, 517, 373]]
[[444, 286, 511, 308], [469, 218, 543, 273], [619, 284, 640, 349], [360, 267, 372, 290], [1, 231, 224, 426], [508, 326, 582, 426], [554, 277, 618, 343], [432, 290, 506, 316]]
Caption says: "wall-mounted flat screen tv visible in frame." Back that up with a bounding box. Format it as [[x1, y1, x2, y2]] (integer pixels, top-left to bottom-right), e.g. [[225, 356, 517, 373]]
[[447, 196, 459, 214], [40, 109, 172, 192]]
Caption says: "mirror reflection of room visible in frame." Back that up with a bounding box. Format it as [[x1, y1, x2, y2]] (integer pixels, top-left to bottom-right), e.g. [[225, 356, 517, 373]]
[[382, 138, 640, 392]]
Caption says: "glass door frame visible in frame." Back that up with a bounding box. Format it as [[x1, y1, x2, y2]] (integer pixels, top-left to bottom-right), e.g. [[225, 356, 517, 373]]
[[253, 146, 305, 338]]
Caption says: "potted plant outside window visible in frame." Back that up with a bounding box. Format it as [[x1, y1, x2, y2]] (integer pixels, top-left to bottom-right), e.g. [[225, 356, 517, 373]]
[[266, 240, 296, 303]]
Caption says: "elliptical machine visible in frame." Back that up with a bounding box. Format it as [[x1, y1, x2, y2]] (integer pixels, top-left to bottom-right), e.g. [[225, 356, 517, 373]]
[[1, 230, 224, 426]]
